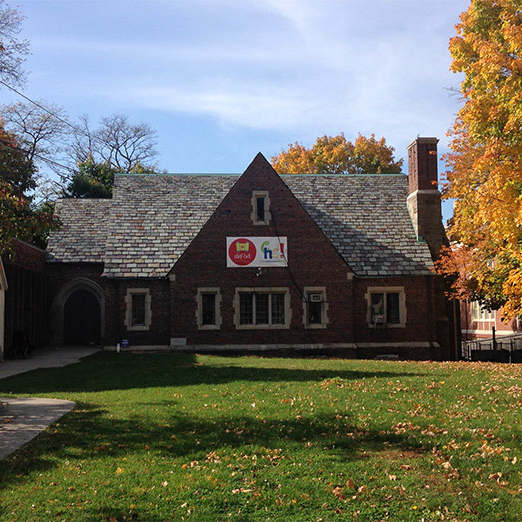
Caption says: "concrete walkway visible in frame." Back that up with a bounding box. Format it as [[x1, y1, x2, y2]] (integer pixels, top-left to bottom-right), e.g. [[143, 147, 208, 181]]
[[0, 397, 75, 459], [0, 345, 101, 380], [0, 346, 101, 460]]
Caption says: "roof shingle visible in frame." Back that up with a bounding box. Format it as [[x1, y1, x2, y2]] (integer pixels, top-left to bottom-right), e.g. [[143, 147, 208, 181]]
[[46, 199, 111, 263], [46, 172, 434, 277]]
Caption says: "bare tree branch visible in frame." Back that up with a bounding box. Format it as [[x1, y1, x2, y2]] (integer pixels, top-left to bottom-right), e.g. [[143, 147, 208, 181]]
[[0, 0, 29, 87], [1, 101, 70, 178]]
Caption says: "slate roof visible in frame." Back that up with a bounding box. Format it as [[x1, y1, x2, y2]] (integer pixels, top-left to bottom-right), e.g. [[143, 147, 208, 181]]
[[284, 175, 434, 276], [103, 174, 238, 278], [46, 172, 435, 277], [46, 199, 112, 263]]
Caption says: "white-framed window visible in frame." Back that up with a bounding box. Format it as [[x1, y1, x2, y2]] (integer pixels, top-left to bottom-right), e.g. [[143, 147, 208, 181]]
[[366, 287, 406, 328], [303, 287, 328, 329], [251, 190, 270, 225], [470, 301, 495, 322], [233, 287, 291, 329], [196, 288, 222, 330], [125, 288, 151, 331]]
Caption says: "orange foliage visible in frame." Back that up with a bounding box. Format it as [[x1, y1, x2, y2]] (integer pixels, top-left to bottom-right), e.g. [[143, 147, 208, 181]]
[[439, 0, 522, 318], [271, 133, 403, 175]]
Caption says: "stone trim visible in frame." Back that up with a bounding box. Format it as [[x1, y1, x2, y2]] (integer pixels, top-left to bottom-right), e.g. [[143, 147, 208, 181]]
[[171, 342, 357, 351], [251, 190, 271, 225], [105, 342, 439, 352], [195, 287, 222, 330], [365, 286, 406, 328], [124, 288, 152, 331], [302, 286, 329, 329]]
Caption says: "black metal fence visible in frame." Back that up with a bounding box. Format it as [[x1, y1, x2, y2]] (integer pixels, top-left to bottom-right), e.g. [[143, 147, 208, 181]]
[[462, 331, 522, 362]]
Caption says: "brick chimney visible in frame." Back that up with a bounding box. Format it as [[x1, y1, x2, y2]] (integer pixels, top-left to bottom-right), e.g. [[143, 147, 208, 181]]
[[406, 137, 444, 260]]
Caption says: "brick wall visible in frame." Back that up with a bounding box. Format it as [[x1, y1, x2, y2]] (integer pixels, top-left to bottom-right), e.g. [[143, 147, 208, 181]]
[[46, 263, 170, 347], [170, 155, 354, 346], [168, 155, 445, 358]]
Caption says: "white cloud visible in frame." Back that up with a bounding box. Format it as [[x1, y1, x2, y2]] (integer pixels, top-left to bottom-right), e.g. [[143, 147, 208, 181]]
[[26, 0, 469, 147]]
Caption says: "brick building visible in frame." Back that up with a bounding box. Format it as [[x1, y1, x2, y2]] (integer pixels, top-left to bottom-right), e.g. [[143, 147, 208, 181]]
[[1, 240, 48, 359], [460, 302, 521, 341], [45, 137, 459, 360]]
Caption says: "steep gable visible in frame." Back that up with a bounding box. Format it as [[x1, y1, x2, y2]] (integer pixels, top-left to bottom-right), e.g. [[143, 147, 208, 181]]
[[171, 153, 354, 276]]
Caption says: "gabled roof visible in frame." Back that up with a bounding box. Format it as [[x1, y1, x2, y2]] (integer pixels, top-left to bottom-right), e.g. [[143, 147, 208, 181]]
[[46, 160, 435, 278], [284, 175, 433, 276]]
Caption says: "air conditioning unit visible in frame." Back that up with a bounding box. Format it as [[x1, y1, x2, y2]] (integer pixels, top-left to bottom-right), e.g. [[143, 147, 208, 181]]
[[309, 293, 322, 302]]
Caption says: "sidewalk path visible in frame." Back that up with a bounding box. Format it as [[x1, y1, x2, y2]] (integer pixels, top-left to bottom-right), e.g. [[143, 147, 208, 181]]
[[0, 345, 100, 380], [0, 398, 75, 459], [0, 346, 100, 460]]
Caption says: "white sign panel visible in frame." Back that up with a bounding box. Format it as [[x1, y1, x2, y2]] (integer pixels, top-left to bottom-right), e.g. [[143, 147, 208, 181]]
[[227, 237, 288, 268]]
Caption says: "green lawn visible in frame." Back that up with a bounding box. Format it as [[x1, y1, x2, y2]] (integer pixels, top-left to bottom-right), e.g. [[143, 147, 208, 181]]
[[0, 353, 521, 521]]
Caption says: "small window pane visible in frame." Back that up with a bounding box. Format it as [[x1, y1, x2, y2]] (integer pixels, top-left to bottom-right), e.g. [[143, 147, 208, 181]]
[[132, 294, 146, 326], [256, 293, 269, 324], [202, 293, 216, 325], [239, 293, 253, 325], [271, 293, 285, 324], [371, 293, 384, 323], [308, 299, 322, 324], [386, 293, 400, 324], [256, 197, 265, 222]]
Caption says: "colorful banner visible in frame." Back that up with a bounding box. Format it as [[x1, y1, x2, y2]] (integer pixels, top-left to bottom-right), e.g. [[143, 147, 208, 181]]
[[226, 237, 288, 267]]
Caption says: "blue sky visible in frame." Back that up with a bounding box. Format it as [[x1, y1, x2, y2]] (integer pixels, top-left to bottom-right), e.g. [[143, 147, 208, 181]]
[[5, 0, 469, 219]]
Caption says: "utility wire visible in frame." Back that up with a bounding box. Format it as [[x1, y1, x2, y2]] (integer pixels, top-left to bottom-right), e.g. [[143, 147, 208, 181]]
[[0, 78, 108, 152], [0, 137, 78, 177], [0, 79, 75, 132]]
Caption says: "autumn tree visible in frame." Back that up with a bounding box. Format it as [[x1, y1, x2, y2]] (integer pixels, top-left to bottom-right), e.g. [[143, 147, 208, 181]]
[[0, 124, 59, 254], [0, 121, 35, 195], [271, 133, 403, 174], [437, 0, 522, 317]]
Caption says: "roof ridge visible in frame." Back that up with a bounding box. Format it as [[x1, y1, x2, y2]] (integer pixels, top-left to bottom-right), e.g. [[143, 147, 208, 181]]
[[114, 172, 242, 177]]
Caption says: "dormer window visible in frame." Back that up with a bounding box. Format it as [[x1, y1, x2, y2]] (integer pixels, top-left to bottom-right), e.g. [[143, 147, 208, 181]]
[[251, 191, 270, 225]]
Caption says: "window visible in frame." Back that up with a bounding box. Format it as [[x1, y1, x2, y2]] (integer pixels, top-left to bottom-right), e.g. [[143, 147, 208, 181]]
[[234, 288, 290, 329], [251, 191, 270, 225], [366, 287, 406, 328], [303, 287, 328, 328], [125, 288, 151, 331], [470, 301, 495, 322], [196, 288, 221, 330]]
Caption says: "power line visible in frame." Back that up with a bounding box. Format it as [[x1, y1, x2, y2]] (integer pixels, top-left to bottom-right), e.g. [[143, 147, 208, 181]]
[[0, 78, 108, 153], [0, 137, 78, 177], [0, 79, 75, 132]]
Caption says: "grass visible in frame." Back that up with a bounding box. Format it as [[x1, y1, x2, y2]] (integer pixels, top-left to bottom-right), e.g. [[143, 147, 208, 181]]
[[0, 353, 521, 521]]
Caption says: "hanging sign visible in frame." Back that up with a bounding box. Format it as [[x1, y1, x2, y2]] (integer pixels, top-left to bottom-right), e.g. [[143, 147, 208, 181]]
[[226, 237, 287, 267]]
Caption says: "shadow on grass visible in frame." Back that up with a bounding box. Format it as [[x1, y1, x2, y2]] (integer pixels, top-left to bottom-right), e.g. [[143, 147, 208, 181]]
[[0, 399, 424, 495], [0, 352, 428, 394]]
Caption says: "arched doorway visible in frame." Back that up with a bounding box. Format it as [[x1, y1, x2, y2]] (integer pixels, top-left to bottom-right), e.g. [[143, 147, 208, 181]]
[[64, 289, 101, 345], [51, 278, 105, 346]]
